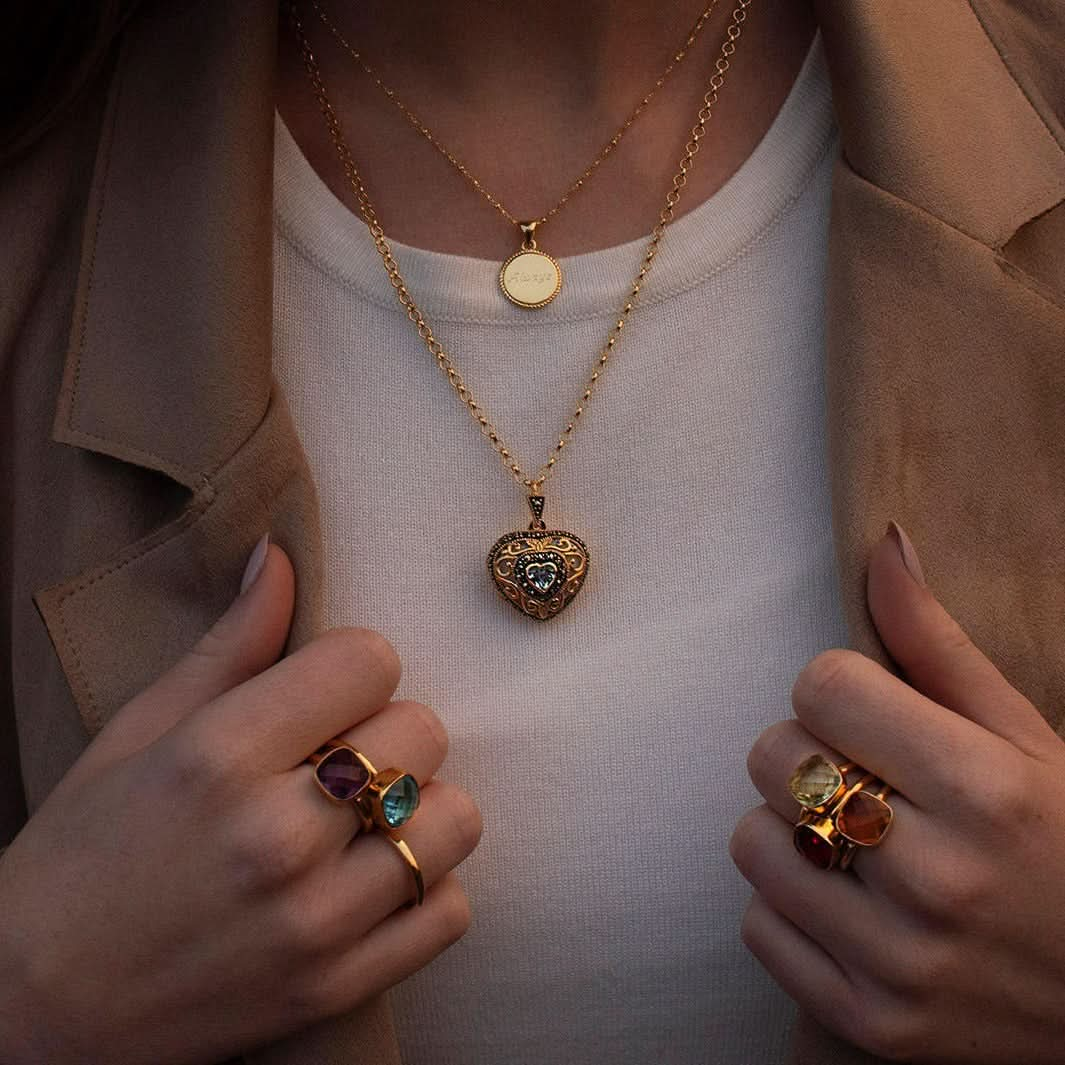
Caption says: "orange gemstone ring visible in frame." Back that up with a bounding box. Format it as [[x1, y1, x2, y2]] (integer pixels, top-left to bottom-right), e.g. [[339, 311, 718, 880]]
[[788, 755, 895, 872]]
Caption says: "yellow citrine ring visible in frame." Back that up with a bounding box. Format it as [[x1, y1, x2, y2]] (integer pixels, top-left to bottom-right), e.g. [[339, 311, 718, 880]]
[[789, 755, 895, 871]]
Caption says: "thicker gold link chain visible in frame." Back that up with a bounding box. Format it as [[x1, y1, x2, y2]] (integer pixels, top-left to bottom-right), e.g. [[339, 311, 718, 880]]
[[309, 0, 725, 232], [289, 0, 752, 493]]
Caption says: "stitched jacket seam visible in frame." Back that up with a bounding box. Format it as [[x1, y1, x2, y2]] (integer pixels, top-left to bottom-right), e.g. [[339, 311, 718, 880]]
[[52, 478, 217, 726], [66, 29, 125, 448]]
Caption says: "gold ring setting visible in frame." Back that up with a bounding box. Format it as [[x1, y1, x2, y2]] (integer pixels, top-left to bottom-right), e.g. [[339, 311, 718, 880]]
[[307, 740, 424, 905], [788, 754, 895, 871], [385, 836, 426, 908]]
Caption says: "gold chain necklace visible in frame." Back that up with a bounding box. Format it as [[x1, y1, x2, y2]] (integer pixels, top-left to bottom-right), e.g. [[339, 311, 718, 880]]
[[309, 0, 723, 309], [288, 0, 752, 620]]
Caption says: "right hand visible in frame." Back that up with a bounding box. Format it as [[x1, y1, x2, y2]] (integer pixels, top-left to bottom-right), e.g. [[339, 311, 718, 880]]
[[0, 541, 482, 1065]]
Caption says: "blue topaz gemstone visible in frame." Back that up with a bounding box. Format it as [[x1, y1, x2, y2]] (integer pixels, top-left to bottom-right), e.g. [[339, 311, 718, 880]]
[[381, 774, 420, 828], [514, 550, 566, 599]]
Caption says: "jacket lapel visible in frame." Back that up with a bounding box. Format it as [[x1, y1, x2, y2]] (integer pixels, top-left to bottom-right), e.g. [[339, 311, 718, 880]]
[[31, 2, 401, 1063], [812, 0, 1065, 707], [795, 2, 1065, 1062], [28, 1, 1065, 1064], [34, 0, 318, 727]]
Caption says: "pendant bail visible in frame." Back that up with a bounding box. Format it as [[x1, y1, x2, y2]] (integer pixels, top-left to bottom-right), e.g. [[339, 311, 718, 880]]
[[527, 493, 547, 531], [519, 221, 540, 251]]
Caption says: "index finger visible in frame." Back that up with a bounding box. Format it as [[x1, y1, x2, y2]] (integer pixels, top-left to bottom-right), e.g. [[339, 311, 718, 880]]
[[183, 626, 402, 773], [791, 648, 1014, 810]]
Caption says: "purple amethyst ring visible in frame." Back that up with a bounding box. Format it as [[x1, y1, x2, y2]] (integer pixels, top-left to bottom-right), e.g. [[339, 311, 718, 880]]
[[307, 739, 425, 907], [307, 740, 421, 832]]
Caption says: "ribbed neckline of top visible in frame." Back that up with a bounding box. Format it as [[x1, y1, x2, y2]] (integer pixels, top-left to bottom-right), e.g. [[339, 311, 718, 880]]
[[273, 28, 834, 325]]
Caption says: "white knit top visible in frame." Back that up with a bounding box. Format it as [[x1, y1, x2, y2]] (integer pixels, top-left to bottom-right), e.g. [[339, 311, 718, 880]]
[[273, 29, 843, 1064]]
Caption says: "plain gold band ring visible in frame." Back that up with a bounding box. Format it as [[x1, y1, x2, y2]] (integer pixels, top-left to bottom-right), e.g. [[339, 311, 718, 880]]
[[385, 835, 425, 908]]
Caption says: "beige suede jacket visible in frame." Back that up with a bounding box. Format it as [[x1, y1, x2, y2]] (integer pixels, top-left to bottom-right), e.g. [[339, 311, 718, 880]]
[[1, 1, 1063, 1063]]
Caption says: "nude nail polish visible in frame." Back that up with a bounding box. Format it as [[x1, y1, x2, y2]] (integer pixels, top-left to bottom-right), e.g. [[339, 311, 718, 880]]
[[886, 520, 926, 586], [240, 533, 270, 594]]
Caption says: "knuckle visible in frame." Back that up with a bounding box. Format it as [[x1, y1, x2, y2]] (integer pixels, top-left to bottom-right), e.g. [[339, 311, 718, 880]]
[[793, 649, 863, 715], [738, 899, 760, 951], [852, 1005, 923, 1063], [938, 620, 976, 659], [322, 626, 402, 689], [906, 855, 989, 924], [967, 757, 1031, 823], [188, 623, 231, 668], [228, 811, 316, 892], [444, 787, 484, 859], [163, 729, 229, 793], [728, 811, 759, 873], [401, 701, 450, 765], [747, 718, 803, 784], [738, 895, 776, 961], [431, 878, 473, 947], [274, 893, 333, 960], [879, 937, 955, 1002], [280, 966, 335, 1027], [929, 757, 980, 813]]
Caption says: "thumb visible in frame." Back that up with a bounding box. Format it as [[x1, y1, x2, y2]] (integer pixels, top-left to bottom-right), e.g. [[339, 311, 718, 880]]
[[78, 534, 296, 774], [868, 519, 1052, 753]]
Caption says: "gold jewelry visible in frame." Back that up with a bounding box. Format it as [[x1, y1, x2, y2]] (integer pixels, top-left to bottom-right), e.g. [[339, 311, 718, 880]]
[[788, 754, 857, 813], [359, 765, 422, 831], [309, 0, 724, 308], [307, 742, 423, 904], [790, 757, 896, 872], [289, 0, 752, 620], [385, 835, 425, 908], [307, 741, 420, 829], [836, 782, 894, 871], [307, 740, 375, 803]]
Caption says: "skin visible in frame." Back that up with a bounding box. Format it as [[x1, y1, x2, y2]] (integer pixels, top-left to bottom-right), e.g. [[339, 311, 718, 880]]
[[0, 546, 481, 1063], [731, 528, 1065, 1063], [276, 0, 818, 257], [6, 3, 1061, 1063], [1, 4, 823, 1059]]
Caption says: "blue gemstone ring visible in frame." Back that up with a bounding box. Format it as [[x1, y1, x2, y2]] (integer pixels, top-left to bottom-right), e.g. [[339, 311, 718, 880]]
[[357, 764, 423, 908], [308, 740, 424, 907], [360, 766, 422, 831], [308, 741, 421, 831]]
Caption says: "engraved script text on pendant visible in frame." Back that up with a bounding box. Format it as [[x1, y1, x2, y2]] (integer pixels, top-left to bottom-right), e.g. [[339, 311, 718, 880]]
[[487, 532, 589, 620], [499, 250, 562, 309]]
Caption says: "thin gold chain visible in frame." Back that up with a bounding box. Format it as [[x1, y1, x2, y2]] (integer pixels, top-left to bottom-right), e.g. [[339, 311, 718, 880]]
[[289, 0, 752, 493], [310, 0, 724, 231]]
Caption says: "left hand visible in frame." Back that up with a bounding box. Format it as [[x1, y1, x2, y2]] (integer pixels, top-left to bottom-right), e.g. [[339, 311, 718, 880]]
[[730, 522, 1065, 1064]]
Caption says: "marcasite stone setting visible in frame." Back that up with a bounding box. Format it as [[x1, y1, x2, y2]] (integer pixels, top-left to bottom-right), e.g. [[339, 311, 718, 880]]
[[487, 530, 590, 621], [515, 551, 566, 598]]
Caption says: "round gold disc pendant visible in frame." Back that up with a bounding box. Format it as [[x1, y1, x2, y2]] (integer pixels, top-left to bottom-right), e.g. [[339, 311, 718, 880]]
[[499, 249, 562, 309]]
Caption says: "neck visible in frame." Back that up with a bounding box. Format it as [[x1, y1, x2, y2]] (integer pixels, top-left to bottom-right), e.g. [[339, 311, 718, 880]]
[[325, 0, 715, 106], [279, 0, 817, 257]]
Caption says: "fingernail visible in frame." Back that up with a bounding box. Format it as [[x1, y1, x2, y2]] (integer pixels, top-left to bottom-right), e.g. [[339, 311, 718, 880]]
[[240, 533, 270, 595], [886, 520, 926, 586]]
